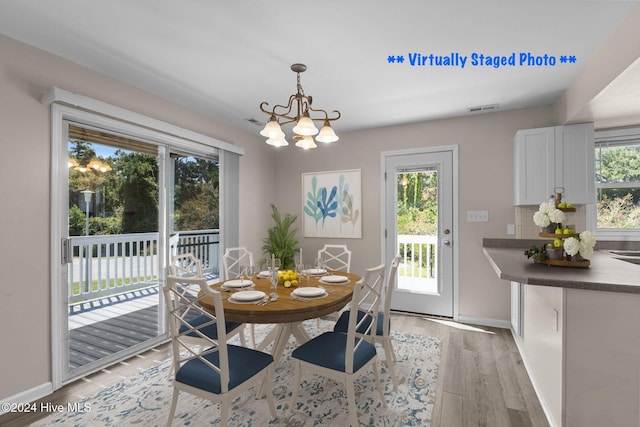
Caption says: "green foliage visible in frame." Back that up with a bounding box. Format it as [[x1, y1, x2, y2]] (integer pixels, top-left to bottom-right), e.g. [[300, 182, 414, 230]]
[[596, 143, 640, 229], [524, 244, 548, 262], [68, 140, 220, 237], [597, 194, 640, 229], [90, 214, 122, 235], [176, 187, 219, 230], [117, 152, 159, 233], [69, 205, 86, 236], [397, 171, 438, 235], [262, 204, 298, 270]]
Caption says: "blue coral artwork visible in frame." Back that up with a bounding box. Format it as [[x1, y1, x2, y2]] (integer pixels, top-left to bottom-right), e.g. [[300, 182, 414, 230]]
[[302, 169, 362, 238]]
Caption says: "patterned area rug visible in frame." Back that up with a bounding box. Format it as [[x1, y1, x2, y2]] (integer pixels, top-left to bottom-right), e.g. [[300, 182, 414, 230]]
[[35, 320, 441, 426]]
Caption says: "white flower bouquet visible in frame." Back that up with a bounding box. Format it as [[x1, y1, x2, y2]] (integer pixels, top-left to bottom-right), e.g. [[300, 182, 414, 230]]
[[563, 231, 596, 260], [533, 200, 566, 228]]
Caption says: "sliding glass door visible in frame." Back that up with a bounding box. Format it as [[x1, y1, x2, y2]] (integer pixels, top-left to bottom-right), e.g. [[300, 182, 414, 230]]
[[51, 101, 231, 389], [168, 152, 221, 276], [63, 123, 165, 381]]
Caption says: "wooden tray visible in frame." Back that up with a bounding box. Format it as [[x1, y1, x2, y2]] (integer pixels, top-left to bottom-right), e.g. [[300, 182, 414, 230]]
[[539, 232, 578, 239], [537, 259, 590, 268]]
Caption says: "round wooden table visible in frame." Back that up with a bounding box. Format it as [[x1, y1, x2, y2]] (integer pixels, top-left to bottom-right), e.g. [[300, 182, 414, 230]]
[[199, 271, 359, 363]]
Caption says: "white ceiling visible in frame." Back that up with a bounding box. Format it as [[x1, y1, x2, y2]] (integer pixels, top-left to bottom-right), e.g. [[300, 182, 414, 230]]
[[1, 0, 639, 136]]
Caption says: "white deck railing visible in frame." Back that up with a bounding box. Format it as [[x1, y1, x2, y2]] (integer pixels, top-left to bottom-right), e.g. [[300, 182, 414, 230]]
[[397, 234, 437, 281], [68, 229, 219, 305]]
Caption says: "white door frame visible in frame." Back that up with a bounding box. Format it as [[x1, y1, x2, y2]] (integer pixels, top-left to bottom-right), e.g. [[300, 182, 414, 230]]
[[380, 146, 459, 320]]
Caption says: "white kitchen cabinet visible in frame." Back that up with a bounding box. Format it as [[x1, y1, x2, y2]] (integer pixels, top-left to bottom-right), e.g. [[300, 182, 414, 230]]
[[514, 123, 595, 205]]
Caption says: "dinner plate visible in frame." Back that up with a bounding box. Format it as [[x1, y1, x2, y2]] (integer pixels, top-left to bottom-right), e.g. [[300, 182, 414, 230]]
[[320, 275, 349, 284], [257, 270, 274, 278], [223, 279, 253, 288], [303, 268, 327, 276], [231, 290, 266, 302], [292, 287, 326, 298]]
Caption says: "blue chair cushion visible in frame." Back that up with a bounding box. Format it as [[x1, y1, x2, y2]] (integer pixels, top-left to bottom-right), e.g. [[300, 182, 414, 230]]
[[179, 314, 242, 339], [291, 331, 377, 372], [175, 345, 273, 394], [333, 310, 388, 336]]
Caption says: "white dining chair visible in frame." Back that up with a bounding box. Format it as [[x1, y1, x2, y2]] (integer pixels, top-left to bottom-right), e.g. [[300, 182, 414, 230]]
[[166, 254, 247, 380], [317, 244, 351, 272], [290, 264, 387, 426], [222, 247, 257, 347], [333, 254, 401, 388], [164, 275, 276, 427], [169, 255, 246, 348], [316, 244, 352, 327]]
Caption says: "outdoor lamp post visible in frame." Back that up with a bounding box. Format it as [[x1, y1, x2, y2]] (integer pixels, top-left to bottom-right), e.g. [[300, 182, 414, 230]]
[[80, 190, 94, 293], [80, 190, 94, 236]]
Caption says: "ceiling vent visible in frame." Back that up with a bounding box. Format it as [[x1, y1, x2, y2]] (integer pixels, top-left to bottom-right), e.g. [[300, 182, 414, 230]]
[[246, 118, 264, 126], [467, 104, 499, 114]]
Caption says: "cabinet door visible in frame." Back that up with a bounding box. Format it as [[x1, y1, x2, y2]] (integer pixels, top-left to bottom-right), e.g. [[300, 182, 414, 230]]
[[555, 123, 595, 204], [510, 281, 524, 337], [514, 127, 555, 205], [523, 285, 564, 427]]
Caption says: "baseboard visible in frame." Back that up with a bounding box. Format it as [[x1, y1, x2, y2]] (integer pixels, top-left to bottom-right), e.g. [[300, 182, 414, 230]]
[[456, 315, 511, 329], [509, 329, 557, 427], [1, 382, 53, 415]]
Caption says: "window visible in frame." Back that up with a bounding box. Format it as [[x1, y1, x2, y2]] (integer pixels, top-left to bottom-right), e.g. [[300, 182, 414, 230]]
[[591, 128, 640, 239]]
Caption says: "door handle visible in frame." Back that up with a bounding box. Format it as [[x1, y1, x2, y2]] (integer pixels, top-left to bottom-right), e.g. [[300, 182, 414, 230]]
[[443, 240, 451, 246]]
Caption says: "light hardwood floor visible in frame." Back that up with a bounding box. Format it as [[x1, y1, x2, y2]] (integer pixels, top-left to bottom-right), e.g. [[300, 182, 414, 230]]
[[0, 313, 549, 427]]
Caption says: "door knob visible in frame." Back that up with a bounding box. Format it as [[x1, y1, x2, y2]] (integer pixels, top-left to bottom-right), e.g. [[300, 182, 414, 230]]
[[443, 240, 451, 246]]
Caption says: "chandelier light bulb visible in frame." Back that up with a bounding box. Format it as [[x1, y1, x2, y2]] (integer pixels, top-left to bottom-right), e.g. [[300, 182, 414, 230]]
[[295, 135, 317, 150], [316, 121, 339, 143], [292, 114, 319, 136], [266, 134, 289, 147], [260, 119, 283, 138]]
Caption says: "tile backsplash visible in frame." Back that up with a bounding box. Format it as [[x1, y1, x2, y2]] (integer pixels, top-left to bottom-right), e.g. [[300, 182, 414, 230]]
[[515, 205, 586, 239]]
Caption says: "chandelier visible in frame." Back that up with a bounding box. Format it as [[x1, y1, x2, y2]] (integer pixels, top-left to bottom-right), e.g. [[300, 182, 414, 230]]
[[259, 63, 340, 149], [68, 157, 112, 173]]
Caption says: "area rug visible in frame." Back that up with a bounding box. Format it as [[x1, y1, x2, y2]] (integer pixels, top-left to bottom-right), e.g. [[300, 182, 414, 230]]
[[34, 320, 441, 426]]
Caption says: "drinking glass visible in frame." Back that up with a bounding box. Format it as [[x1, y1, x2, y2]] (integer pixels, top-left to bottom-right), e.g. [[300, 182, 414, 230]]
[[295, 262, 305, 287], [269, 266, 279, 292], [267, 257, 281, 271], [244, 264, 255, 283], [238, 264, 248, 280]]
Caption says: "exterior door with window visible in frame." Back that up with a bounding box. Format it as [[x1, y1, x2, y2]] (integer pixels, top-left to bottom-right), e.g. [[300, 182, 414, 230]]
[[384, 148, 456, 317]]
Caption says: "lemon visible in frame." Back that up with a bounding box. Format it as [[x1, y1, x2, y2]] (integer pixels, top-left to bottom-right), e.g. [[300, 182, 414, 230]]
[[291, 279, 298, 287], [284, 280, 292, 288]]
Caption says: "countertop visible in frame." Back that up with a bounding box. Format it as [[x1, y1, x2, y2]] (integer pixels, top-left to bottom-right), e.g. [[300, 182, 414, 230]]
[[483, 238, 640, 294]]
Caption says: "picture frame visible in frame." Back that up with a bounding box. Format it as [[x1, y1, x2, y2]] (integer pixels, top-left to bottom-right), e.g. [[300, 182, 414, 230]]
[[302, 169, 362, 238]]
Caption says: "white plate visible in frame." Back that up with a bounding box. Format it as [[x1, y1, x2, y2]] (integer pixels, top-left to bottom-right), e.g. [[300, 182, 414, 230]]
[[224, 279, 253, 288], [231, 290, 266, 302], [293, 287, 326, 298], [320, 275, 349, 284], [304, 268, 327, 276], [257, 270, 271, 278]]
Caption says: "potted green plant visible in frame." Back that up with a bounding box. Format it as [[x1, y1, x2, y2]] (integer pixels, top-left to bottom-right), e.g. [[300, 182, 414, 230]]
[[262, 204, 298, 270]]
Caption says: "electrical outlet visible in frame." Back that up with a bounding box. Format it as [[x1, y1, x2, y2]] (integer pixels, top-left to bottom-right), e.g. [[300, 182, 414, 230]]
[[466, 210, 489, 222], [507, 224, 516, 235]]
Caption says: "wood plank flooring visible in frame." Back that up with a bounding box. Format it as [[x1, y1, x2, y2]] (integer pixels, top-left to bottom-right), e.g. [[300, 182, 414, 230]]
[[0, 313, 549, 427]]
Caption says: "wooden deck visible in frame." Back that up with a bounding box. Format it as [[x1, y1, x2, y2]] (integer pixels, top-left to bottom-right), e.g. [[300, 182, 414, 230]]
[[68, 287, 161, 369]]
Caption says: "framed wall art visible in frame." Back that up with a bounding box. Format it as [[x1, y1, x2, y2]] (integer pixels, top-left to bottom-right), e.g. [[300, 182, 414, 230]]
[[302, 169, 362, 238]]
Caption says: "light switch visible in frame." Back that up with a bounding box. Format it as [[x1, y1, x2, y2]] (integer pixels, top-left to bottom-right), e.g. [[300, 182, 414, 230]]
[[507, 224, 516, 235], [467, 210, 489, 222]]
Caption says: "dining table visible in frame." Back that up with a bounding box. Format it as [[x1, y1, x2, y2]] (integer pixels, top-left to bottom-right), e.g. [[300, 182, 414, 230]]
[[198, 270, 360, 363]]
